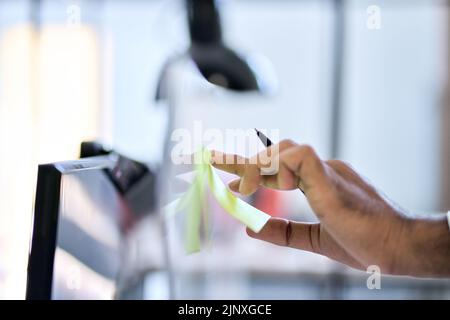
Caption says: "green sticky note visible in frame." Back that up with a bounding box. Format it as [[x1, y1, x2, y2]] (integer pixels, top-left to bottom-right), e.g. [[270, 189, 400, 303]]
[[165, 148, 271, 253], [206, 164, 270, 233]]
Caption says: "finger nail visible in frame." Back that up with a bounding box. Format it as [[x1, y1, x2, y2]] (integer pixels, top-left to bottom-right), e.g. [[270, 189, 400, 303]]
[[246, 227, 257, 238]]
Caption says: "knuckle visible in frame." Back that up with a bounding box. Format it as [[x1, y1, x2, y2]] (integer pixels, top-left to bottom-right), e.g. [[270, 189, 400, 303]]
[[285, 220, 293, 247], [299, 144, 315, 157], [326, 159, 354, 173], [326, 159, 347, 168], [279, 139, 297, 148], [340, 160, 351, 168]]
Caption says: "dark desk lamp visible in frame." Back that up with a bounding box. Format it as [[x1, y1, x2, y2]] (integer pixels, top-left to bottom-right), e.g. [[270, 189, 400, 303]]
[[156, 0, 271, 100], [186, 0, 259, 91]]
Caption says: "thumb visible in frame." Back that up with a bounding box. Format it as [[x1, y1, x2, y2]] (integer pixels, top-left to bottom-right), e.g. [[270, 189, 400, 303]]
[[246, 217, 321, 254]]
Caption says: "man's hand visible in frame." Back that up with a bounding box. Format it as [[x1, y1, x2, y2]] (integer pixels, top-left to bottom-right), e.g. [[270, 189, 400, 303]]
[[211, 140, 450, 277]]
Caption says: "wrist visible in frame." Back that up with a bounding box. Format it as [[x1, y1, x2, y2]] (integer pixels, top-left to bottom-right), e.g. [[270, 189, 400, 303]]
[[400, 214, 450, 277]]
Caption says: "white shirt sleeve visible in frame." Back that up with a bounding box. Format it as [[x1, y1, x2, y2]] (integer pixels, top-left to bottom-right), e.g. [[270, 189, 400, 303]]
[[447, 211, 450, 231]]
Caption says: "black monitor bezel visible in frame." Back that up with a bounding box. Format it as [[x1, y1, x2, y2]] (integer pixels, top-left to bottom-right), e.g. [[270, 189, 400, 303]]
[[26, 157, 115, 300]]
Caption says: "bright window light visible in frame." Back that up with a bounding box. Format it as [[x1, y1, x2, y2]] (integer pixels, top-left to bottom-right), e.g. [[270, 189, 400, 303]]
[[0, 23, 100, 299]]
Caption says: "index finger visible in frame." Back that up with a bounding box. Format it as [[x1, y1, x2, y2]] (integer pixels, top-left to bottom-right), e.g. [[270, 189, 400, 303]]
[[211, 139, 297, 177], [210, 151, 248, 176]]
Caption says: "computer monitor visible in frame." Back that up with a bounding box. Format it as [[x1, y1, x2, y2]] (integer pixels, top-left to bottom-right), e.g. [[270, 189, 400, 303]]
[[26, 155, 168, 300]]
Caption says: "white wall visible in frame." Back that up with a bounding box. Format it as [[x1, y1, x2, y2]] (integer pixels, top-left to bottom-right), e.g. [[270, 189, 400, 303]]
[[341, 0, 448, 213]]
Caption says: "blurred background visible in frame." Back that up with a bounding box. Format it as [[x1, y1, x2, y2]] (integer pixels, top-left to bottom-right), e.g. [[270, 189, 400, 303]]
[[1, 0, 450, 299]]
